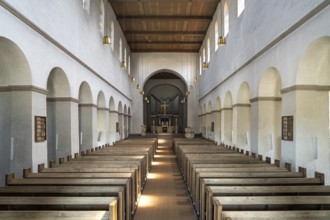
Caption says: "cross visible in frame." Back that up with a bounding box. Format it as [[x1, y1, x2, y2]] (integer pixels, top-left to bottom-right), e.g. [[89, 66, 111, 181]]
[[160, 102, 169, 115]]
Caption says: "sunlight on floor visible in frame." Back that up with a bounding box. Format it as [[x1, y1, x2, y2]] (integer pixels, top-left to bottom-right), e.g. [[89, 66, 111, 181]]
[[138, 195, 159, 208], [152, 161, 165, 166], [158, 139, 166, 144]]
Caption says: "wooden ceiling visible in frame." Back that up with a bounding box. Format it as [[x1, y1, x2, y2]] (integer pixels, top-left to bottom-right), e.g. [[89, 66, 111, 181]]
[[108, 0, 220, 53]]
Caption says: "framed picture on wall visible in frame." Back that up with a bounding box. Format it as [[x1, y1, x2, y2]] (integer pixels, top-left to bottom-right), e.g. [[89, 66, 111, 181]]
[[282, 116, 293, 141], [211, 122, 214, 132], [116, 122, 119, 132], [35, 116, 46, 142]]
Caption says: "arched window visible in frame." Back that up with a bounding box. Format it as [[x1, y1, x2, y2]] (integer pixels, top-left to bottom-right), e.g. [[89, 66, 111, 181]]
[[203, 48, 206, 63], [111, 21, 114, 51], [82, 0, 90, 14], [224, 1, 229, 37], [215, 21, 219, 51], [124, 48, 127, 65], [207, 38, 210, 62], [119, 38, 122, 62], [128, 56, 131, 75], [237, 0, 245, 17], [199, 56, 202, 75], [99, 0, 105, 36]]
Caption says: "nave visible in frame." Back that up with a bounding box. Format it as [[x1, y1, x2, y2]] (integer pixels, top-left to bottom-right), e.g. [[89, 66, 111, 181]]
[[0, 134, 330, 219]]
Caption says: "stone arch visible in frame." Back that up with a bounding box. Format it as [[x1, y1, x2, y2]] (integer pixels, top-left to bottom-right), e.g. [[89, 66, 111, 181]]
[[257, 67, 282, 161], [78, 82, 94, 151], [214, 96, 222, 144], [206, 101, 213, 140], [128, 107, 131, 135], [143, 70, 187, 133], [97, 91, 107, 145], [202, 103, 207, 137], [118, 101, 123, 140], [223, 91, 233, 145], [47, 67, 73, 162], [0, 37, 33, 185], [295, 37, 330, 181], [235, 82, 251, 149], [123, 104, 128, 139], [109, 96, 116, 144]]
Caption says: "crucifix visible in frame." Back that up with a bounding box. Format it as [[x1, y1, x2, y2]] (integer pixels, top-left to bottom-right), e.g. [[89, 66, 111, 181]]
[[160, 101, 169, 115]]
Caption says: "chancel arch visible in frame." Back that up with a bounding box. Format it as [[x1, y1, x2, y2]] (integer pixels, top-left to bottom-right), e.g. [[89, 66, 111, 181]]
[[47, 67, 77, 162], [214, 97, 222, 144], [109, 96, 116, 144], [234, 82, 251, 150], [97, 91, 107, 146], [256, 67, 282, 162], [222, 91, 233, 145], [294, 36, 330, 181], [143, 71, 187, 133], [0, 37, 33, 185], [78, 81, 94, 152]]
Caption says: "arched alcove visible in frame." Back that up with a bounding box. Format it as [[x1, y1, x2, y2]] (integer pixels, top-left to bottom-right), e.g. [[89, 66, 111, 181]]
[[202, 103, 207, 137], [0, 37, 32, 185], [143, 71, 187, 133], [206, 101, 213, 140], [78, 82, 93, 152], [109, 97, 116, 144], [295, 36, 330, 181], [46, 67, 72, 162], [235, 82, 251, 149], [214, 97, 222, 144], [118, 101, 123, 140], [258, 67, 282, 161], [124, 104, 128, 139], [97, 91, 107, 145], [223, 91, 233, 145]]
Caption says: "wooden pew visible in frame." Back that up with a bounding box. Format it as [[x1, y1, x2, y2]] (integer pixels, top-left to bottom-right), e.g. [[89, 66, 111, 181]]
[[218, 210, 330, 220], [0, 196, 118, 220], [198, 177, 324, 219], [205, 185, 330, 220], [213, 196, 330, 220], [0, 210, 117, 220], [194, 171, 303, 215], [191, 166, 289, 199], [5, 174, 132, 220], [0, 185, 125, 220]]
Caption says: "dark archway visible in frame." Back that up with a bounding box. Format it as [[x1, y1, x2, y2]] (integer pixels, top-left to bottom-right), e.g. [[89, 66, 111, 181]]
[[143, 71, 187, 133]]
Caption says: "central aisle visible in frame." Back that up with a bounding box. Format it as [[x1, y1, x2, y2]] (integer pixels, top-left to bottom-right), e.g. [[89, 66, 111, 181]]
[[134, 136, 196, 220]]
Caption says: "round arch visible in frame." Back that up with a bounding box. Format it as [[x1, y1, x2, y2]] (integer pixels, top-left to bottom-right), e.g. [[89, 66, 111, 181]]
[[78, 81, 94, 152], [0, 37, 33, 185], [143, 70, 187, 133]]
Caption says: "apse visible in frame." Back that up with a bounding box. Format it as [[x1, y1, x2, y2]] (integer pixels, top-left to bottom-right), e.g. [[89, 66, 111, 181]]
[[143, 72, 187, 133]]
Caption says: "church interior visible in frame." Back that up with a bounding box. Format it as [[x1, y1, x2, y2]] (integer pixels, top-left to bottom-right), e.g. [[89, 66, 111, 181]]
[[0, 0, 330, 219]]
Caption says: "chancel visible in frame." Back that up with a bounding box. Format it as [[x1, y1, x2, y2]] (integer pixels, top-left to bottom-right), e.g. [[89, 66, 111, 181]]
[[1, 0, 330, 219]]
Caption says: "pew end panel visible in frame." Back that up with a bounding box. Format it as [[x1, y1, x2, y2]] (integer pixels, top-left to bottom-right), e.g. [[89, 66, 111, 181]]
[[298, 167, 307, 178], [67, 155, 72, 161], [258, 155, 263, 161], [49, 160, 56, 168], [109, 199, 118, 220], [285, 162, 292, 172], [315, 171, 325, 185], [5, 173, 15, 186], [23, 168, 32, 178], [59, 157, 65, 164], [266, 157, 271, 164], [74, 153, 79, 158], [38, 163, 45, 173], [275, 159, 280, 167]]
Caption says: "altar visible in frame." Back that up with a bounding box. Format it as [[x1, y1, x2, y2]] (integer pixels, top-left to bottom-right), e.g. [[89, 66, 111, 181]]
[[155, 125, 175, 133]]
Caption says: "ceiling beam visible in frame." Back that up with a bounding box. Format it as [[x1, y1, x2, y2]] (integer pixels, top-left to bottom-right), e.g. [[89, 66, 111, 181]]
[[117, 16, 212, 21], [125, 31, 206, 36], [128, 41, 202, 45], [131, 49, 198, 53]]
